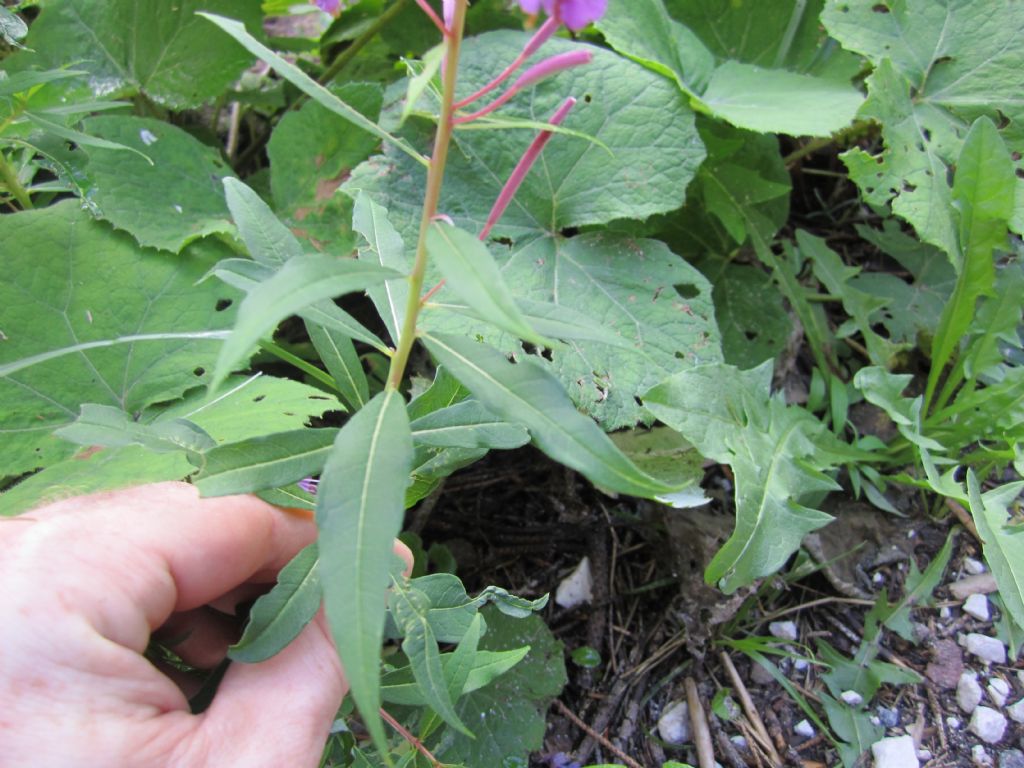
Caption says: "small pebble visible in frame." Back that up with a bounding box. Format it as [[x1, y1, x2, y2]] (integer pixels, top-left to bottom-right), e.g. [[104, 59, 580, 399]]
[[967, 633, 1008, 664], [941, 605, 954, 619], [965, 557, 987, 575], [750, 662, 774, 686], [871, 715, 882, 726], [769, 620, 798, 641], [975, 745, 995, 767], [989, 678, 1011, 708], [948, 715, 963, 729], [877, 706, 900, 728], [873, 571, 885, 584], [965, 593, 992, 621], [872, 735, 919, 768], [1001, 749, 1024, 768], [793, 658, 809, 672], [656, 700, 691, 745], [970, 706, 1009, 744], [794, 719, 815, 739], [841, 690, 864, 707], [1008, 699, 1024, 724], [917, 749, 933, 761], [959, 671, 984, 713], [1018, 670, 1024, 687], [951, 573, 999, 600]]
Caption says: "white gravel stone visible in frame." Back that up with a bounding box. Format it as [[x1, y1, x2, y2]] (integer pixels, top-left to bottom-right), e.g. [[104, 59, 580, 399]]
[[941, 605, 953, 619], [967, 633, 1008, 664], [657, 701, 691, 745], [750, 662, 774, 686], [871, 735, 919, 768], [1007, 698, 1024, 724], [947, 715, 962, 729], [959, 672, 984, 713], [840, 690, 864, 707], [970, 707, 1008, 744], [973, 745, 994, 767], [965, 593, 992, 621], [730, 735, 748, 751], [769, 620, 799, 641], [555, 556, 593, 609], [965, 557, 987, 575], [988, 678, 1011, 708], [793, 658, 809, 672], [794, 719, 815, 739], [917, 749, 933, 761]]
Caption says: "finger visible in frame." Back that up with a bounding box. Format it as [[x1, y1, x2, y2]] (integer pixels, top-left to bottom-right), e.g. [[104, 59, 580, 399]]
[[179, 613, 347, 767], [394, 539, 414, 576], [23, 482, 316, 649]]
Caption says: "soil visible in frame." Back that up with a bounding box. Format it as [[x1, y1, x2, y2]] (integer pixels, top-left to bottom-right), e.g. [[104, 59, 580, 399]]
[[410, 445, 1024, 768]]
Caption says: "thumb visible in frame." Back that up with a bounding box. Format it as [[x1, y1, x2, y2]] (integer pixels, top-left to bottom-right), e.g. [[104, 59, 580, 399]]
[[187, 614, 347, 767]]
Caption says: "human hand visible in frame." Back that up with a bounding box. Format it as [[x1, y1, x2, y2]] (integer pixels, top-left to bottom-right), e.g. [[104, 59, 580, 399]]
[[0, 482, 409, 767]]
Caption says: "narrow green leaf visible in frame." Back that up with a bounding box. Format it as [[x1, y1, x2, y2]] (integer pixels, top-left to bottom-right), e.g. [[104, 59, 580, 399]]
[[211, 256, 400, 389], [427, 222, 551, 347], [317, 390, 413, 753], [423, 333, 681, 499], [23, 112, 152, 162], [968, 472, 1024, 631], [401, 44, 444, 124], [927, 117, 1016, 406], [193, 428, 339, 497], [208, 258, 388, 353], [198, 13, 427, 167], [447, 613, 483, 706], [55, 404, 215, 454], [229, 544, 321, 663], [410, 400, 529, 449], [307, 321, 369, 410], [0, 69, 84, 99], [222, 177, 304, 266], [380, 647, 529, 706], [352, 192, 408, 341], [392, 585, 472, 736]]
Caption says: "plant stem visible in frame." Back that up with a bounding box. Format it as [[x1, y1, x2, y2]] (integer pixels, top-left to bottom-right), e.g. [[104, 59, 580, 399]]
[[385, 0, 467, 391], [319, 0, 409, 87], [259, 339, 340, 393], [783, 120, 871, 168], [0, 150, 32, 209]]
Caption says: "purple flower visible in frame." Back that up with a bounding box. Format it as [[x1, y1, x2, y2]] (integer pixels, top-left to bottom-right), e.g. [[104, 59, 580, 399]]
[[297, 477, 320, 495], [518, 0, 607, 31], [314, 0, 341, 15]]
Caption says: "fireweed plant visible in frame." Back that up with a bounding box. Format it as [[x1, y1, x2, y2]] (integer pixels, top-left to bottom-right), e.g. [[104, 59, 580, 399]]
[[2, 0, 1023, 765]]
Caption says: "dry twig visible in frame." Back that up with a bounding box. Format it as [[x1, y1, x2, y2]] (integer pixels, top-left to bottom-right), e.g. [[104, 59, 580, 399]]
[[553, 699, 644, 768], [685, 676, 716, 768]]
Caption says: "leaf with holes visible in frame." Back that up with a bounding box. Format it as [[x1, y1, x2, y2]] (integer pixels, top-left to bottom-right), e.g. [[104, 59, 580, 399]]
[[0, 202, 239, 478]]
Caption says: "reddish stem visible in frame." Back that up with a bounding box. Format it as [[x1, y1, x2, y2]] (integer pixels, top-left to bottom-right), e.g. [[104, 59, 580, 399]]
[[420, 278, 447, 304], [380, 708, 443, 767]]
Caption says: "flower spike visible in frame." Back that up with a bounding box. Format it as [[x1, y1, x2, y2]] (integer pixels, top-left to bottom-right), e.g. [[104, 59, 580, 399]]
[[454, 50, 592, 124], [480, 96, 577, 239]]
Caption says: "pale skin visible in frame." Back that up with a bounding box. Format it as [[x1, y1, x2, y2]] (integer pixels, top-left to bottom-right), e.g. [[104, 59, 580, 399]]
[[0, 482, 412, 767]]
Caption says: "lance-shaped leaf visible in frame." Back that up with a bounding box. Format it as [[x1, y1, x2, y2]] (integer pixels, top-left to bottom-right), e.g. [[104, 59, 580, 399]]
[[55, 404, 215, 454], [968, 473, 1024, 632], [390, 583, 472, 736], [353, 192, 408, 342], [211, 256, 400, 389], [411, 399, 529, 449], [423, 332, 682, 499], [307, 321, 369, 411], [317, 390, 413, 752], [230, 544, 321, 663], [223, 177, 304, 267], [193, 428, 339, 497], [927, 116, 1016, 405], [207, 258, 387, 352], [644, 362, 839, 592], [381, 647, 529, 706], [199, 13, 426, 167], [426, 222, 551, 347]]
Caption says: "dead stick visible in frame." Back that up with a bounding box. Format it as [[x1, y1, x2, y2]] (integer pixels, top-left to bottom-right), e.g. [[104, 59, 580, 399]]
[[946, 499, 981, 542], [720, 651, 783, 766], [685, 677, 716, 768], [553, 699, 644, 768]]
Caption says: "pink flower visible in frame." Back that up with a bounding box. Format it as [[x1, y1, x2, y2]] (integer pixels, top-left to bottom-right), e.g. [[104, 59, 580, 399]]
[[518, 0, 607, 31], [314, 0, 341, 15]]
